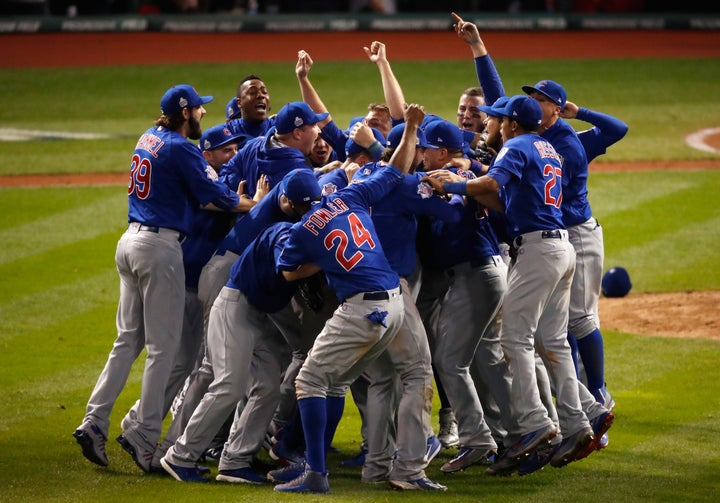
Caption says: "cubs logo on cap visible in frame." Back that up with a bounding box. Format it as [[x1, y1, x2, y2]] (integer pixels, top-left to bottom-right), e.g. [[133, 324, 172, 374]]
[[422, 120, 464, 150], [199, 124, 244, 152], [275, 102, 329, 135], [160, 84, 213, 115], [522, 80, 567, 108]]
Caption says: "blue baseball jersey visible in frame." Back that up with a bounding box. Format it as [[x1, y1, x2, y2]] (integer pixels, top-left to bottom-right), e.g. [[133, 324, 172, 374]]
[[217, 182, 297, 256], [181, 166, 237, 289], [575, 107, 628, 163], [541, 119, 591, 227], [226, 221, 296, 313], [418, 167, 500, 271], [277, 165, 404, 302], [127, 126, 240, 235], [486, 134, 565, 239], [352, 165, 465, 277], [226, 116, 275, 150]]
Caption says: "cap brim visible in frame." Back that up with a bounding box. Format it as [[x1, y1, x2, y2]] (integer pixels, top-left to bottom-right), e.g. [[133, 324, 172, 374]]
[[200, 96, 214, 105], [477, 104, 502, 117], [312, 112, 330, 123], [522, 86, 558, 106]]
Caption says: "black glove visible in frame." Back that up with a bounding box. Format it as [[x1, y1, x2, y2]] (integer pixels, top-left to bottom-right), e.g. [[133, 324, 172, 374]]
[[296, 272, 326, 312]]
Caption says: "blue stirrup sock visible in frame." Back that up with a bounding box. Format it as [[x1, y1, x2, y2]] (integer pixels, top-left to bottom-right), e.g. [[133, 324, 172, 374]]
[[298, 397, 327, 473], [575, 328, 606, 401]]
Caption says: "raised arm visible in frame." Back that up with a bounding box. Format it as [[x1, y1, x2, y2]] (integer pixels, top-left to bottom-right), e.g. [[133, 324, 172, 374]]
[[388, 104, 425, 175], [364, 41, 406, 122], [561, 100, 629, 162], [295, 49, 332, 128], [451, 12, 504, 104]]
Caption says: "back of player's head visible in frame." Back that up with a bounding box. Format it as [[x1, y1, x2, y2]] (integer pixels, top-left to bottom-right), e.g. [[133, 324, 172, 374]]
[[282, 168, 322, 204]]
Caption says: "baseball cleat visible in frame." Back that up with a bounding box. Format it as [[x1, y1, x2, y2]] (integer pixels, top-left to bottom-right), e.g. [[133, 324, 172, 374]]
[[389, 477, 448, 491], [574, 411, 615, 461], [267, 460, 306, 483], [550, 427, 594, 468], [73, 421, 108, 467], [424, 435, 443, 465], [160, 457, 210, 483], [441, 446, 496, 473], [438, 408, 459, 448], [117, 434, 154, 473], [504, 423, 558, 460], [216, 467, 268, 484], [273, 469, 329, 494]]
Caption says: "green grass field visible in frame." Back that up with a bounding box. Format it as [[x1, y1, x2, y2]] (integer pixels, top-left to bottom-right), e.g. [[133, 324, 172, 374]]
[[1, 56, 719, 502]]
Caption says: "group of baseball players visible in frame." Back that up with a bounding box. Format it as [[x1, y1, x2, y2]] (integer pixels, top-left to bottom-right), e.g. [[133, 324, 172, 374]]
[[72, 11, 628, 494]]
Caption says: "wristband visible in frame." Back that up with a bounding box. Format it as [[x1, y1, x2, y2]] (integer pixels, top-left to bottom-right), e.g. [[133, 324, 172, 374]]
[[367, 140, 384, 161], [443, 181, 467, 195]]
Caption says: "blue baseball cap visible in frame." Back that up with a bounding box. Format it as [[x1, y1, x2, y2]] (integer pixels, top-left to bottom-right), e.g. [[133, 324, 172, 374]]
[[199, 124, 244, 152], [497, 95, 543, 128], [282, 168, 322, 203], [423, 120, 464, 150], [160, 84, 213, 115], [225, 97, 242, 120], [345, 127, 385, 158], [386, 123, 430, 150], [522, 80, 567, 109], [275, 102, 329, 135], [601, 266, 632, 298], [477, 96, 510, 118]]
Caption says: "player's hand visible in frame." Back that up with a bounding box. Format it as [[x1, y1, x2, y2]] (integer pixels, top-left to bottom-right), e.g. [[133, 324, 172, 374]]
[[314, 160, 342, 175], [403, 103, 426, 128], [445, 157, 472, 171], [363, 41, 387, 64], [451, 12, 487, 56], [235, 180, 256, 212], [343, 160, 361, 181], [296, 49, 313, 79], [349, 121, 376, 148], [253, 173, 269, 202], [420, 174, 446, 195], [559, 100, 578, 119]]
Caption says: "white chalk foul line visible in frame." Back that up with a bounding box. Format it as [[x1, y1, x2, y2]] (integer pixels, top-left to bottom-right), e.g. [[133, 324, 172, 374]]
[[685, 127, 720, 154], [0, 128, 121, 142]]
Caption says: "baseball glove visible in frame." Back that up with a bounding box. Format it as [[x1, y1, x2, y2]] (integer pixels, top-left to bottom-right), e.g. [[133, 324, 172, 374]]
[[296, 272, 326, 312]]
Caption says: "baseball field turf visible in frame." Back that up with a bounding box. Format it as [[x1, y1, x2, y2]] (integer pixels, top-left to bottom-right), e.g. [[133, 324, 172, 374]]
[[1, 30, 719, 502]]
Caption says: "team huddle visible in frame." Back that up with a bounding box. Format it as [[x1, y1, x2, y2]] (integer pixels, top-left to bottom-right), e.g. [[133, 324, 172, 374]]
[[72, 12, 628, 494]]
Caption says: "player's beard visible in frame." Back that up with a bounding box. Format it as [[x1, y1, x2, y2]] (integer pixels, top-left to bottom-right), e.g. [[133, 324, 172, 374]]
[[187, 115, 202, 140]]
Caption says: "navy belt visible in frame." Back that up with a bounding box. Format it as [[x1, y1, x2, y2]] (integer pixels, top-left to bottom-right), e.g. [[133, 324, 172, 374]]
[[513, 229, 562, 247], [362, 286, 402, 301], [130, 222, 186, 242]]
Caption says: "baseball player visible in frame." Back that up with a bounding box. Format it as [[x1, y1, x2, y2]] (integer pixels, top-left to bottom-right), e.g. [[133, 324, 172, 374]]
[[425, 95, 613, 475], [161, 171, 324, 484], [269, 104, 425, 494], [452, 11, 621, 411], [72, 84, 252, 472], [414, 119, 509, 473], [226, 75, 275, 150]]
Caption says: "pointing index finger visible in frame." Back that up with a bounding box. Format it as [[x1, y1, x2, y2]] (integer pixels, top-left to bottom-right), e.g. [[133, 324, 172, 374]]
[[451, 12, 464, 24]]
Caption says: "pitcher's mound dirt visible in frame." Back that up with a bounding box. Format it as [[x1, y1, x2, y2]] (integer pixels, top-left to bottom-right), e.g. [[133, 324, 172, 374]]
[[599, 290, 720, 340]]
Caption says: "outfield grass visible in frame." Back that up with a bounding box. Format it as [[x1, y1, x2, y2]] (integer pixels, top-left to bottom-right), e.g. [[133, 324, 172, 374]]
[[1, 57, 719, 502]]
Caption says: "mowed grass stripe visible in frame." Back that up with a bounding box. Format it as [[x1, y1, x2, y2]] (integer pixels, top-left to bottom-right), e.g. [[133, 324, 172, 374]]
[[0, 187, 126, 265], [0, 268, 118, 344]]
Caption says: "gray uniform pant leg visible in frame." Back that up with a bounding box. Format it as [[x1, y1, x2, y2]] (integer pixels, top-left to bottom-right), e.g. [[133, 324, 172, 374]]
[[434, 262, 505, 450], [164, 287, 268, 467], [568, 218, 604, 338], [86, 230, 184, 447], [220, 330, 287, 470], [502, 238, 587, 435], [363, 278, 434, 481]]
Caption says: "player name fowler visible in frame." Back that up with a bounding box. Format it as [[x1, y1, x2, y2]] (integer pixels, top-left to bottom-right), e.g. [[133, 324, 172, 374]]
[[302, 198, 350, 236]]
